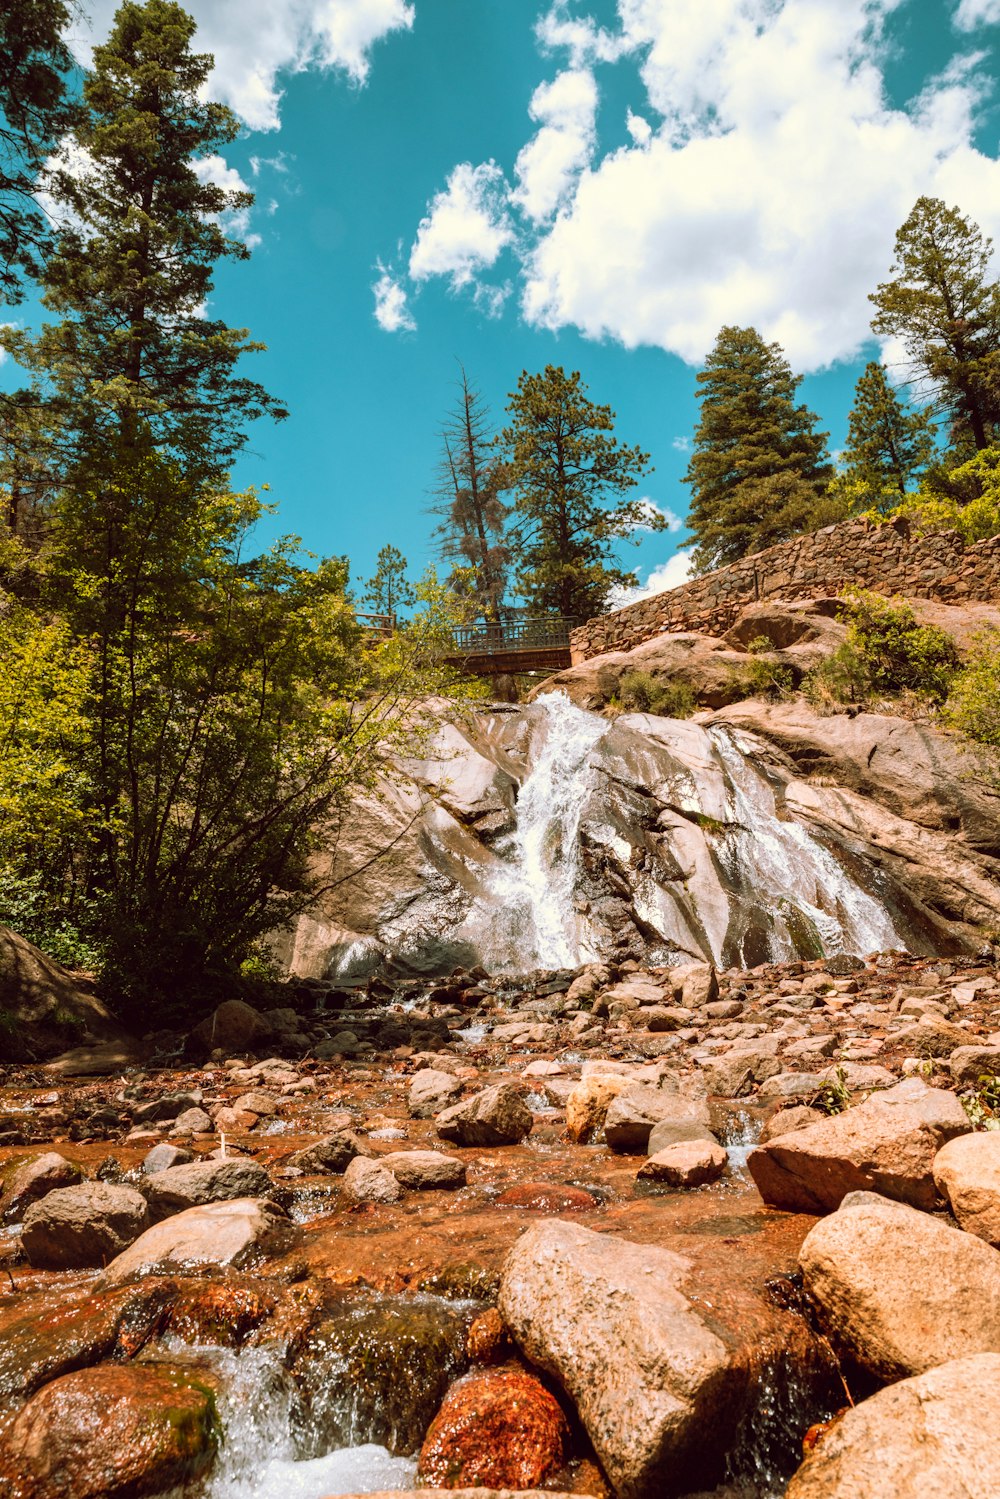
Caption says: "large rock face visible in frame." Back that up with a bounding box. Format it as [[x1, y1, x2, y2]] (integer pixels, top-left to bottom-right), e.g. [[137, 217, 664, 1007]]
[[785, 1354, 1000, 1499], [0, 925, 128, 1062], [747, 1078, 969, 1213], [798, 1192, 1000, 1380]]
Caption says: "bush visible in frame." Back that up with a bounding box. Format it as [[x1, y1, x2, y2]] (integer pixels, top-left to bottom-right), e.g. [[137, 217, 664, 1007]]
[[728, 638, 795, 700], [943, 628, 1000, 749], [615, 670, 696, 719], [809, 590, 958, 706]]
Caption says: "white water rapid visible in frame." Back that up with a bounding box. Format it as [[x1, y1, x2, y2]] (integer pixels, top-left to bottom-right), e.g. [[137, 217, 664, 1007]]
[[477, 691, 607, 972]]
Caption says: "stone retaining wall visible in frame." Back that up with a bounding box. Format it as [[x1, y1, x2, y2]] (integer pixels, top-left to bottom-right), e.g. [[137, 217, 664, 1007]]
[[570, 518, 1000, 662]]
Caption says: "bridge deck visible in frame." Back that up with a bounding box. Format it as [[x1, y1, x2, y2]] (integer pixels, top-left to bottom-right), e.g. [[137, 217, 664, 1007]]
[[443, 645, 572, 676]]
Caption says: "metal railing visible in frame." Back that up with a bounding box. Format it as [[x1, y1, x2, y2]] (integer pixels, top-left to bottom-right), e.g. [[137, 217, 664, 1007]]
[[448, 615, 577, 655]]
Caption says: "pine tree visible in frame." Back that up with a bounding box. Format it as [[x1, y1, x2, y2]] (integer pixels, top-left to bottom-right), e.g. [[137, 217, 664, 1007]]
[[0, 0, 73, 303], [841, 361, 936, 501], [499, 365, 654, 620], [684, 326, 834, 573], [363, 544, 413, 621], [870, 197, 1000, 452], [430, 366, 510, 622]]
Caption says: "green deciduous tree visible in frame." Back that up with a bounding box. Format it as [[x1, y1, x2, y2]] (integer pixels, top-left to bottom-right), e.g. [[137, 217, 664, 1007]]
[[870, 197, 1000, 453], [0, 0, 73, 303], [684, 326, 835, 573], [498, 364, 655, 619], [841, 360, 936, 503], [430, 366, 510, 622]]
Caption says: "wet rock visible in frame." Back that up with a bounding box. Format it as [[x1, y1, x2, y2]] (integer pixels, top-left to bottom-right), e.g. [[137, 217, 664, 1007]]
[[289, 1130, 373, 1174], [418, 1366, 570, 1490], [646, 1118, 719, 1154], [382, 1150, 467, 1190], [0, 1284, 168, 1401], [293, 1297, 471, 1457], [170, 1106, 213, 1135], [494, 1183, 597, 1212], [933, 1131, 1000, 1246], [604, 1085, 712, 1153], [21, 1182, 150, 1269], [565, 1072, 632, 1143], [141, 1158, 272, 1221], [233, 1088, 279, 1118], [342, 1156, 403, 1204], [499, 1220, 767, 1498], [142, 1143, 194, 1174], [784, 1353, 1000, 1499], [799, 1192, 1000, 1380], [189, 999, 273, 1056], [1, 1151, 84, 1223], [409, 1068, 464, 1118], [99, 1198, 287, 1286], [132, 1090, 202, 1124], [0, 1362, 220, 1499], [747, 1078, 969, 1213], [638, 1140, 728, 1188], [467, 1307, 511, 1365], [436, 1084, 533, 1147]]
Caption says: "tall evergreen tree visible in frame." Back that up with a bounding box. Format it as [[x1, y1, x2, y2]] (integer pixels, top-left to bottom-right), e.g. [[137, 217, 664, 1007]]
[[430, 366, 510, 622], [499, 364, 654, 620], [841, 360, 936, 501], [363, 544, 413, 621], [0, 0, 73, 303], [684, 326, 834, 573], [870, 197, 1000, 452]]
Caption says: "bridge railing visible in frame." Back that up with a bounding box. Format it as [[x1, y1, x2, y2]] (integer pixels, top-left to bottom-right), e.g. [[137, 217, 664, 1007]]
[[355, 611, 395, 640], [448, 615, 577, 655]]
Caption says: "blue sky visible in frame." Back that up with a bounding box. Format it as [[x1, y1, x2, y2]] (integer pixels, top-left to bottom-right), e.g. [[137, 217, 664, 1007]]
[[20, 1, 1000, 602]]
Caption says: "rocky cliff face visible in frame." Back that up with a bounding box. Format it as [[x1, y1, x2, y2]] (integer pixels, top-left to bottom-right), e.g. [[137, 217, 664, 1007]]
[[275, 618, 1000, 982]]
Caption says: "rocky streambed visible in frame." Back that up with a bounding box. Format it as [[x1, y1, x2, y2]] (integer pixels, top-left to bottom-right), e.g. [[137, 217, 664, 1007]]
[[3, 949, 1000, 1497]]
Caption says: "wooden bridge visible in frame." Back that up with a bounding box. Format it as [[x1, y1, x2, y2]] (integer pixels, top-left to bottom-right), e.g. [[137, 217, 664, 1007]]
[[442, 615, 576, 676]]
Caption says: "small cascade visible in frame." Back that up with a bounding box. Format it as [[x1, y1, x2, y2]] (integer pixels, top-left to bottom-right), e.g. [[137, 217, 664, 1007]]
[[477, 691, 607, 971], [708, 726, 906, 962]]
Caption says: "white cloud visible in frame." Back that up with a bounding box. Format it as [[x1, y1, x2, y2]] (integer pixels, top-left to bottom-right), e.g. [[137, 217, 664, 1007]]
[[610, 549, 694, 609], [408, 161, 515, 289], [372, 264, 416, 332], [634, 497, 682, 532], [194, 154, 259, 246], [513, 68, 599, 223], [626, 109, 652, 146], [954, 0, 1000, 29], [66, 0, 414, 132], [672, 435, 691, 453], [536, 2, 629, 67]]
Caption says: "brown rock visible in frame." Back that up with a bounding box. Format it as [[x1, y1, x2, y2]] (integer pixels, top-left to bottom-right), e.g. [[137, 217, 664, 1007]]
[[141, 1159, 272, 1222], [565, 1073, 632, 1142], [418, 1366, 570, 1490], [21, 1182, 150, 1269], [494, 1182, 597, 1212], [189, 999, 273, 1056], [949, 1044, 1000, 1089], [467, 1308, 511, 1365], [638, 1140, 727, 1187], [342, 1156, 403, 1204], [1, 1151, 84, 1223], [436, 1084, 533, 1147], [604, 1085, 712, 1153], [759, 1105, 825, 1143], [382, 1150, 467, 1190], [99, 1198, 287, 1287], [409, 1068, 464, 1118], [933, 1131, 1000, 1246]]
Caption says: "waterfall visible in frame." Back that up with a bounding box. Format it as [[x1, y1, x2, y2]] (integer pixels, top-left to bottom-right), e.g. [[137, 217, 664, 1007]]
[[707, 726, 905, 962], [476, 691, 607, 972]]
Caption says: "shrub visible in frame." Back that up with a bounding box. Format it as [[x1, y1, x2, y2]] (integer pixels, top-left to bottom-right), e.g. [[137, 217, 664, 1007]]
[[615, 670, 696, 719], [809, 589, 958, 706], [943, 629, 1000, 749], [728, 641, 794, 700]]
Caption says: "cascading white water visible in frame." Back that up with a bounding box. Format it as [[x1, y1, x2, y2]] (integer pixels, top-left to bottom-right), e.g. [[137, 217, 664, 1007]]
[[708, 726, 905, 960], [477, 691, 607, 972]]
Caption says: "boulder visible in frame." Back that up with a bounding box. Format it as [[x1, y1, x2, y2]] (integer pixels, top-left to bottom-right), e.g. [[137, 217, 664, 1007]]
[[499, 1220, 763, 1498], [141, 1159, 272, 1222], [670, 963, 719, 1009], [288, 1130, 372, 1174], [565, 1073, 633, 1143], [784, 1353, 1000, 1499], [0, 1361, 220, 1499], [799, 1192, 1000, 1380], [382, 1150, 467, 1191], [0, 924, 127, 1063], [21, 1183, 150, 1270], [188, 999, 273, 1056], [142, 1144, 194, 1175], [436, 1084, 533, 1147], [99, 1198, 287, 1286], [604, 1086, 712, 1153], [170, 1107, 213, 1136], [342, 1156, 403, 1204], [637, 1140, 728, 1188], [409, 1068, 464, 1119], [418, 1367, 570, 1490], [759, 1105, 825, 1143], [933, 1131, 1000, 1246], [1, 1151, 84, 1223], [747, 1078, 969, 1213], [949, 1044, 1000, 1089], [646, 1119, 719, 1155]]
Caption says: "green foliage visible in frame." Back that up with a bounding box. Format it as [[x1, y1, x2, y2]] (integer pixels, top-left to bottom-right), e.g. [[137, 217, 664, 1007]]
[[728, 649, 794, 701], [614, 671, 695, 719], [840, 361, 936, 499], [809, 590, 959, 706], [883, 445, 1000, 544], [870, 197, 1000, 452], [684, 326, 834, 573], [499, 364, 655, 619], [961, 1074, 1000, 1131], [363, 543, 414, 620], [810, 1067, 852, 1116], [942, 628, 1000, 749]]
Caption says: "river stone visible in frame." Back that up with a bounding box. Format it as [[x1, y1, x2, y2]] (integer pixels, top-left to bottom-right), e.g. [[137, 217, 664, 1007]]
[[1, 1151, 84, 1223], [638, 1140, 728, 1188], [933, 1131, 1000, 1246], [784, 1354, 1000, 1499], [949, 1044, 1000, 1089], [142, 1143, 194, 1175], [892, 1019, 971, 1057], [436, 1084, 532, 1146], [21, 1182, 150, 1270], [565, 1073, 633, 1142], [409, 1069, 463, 1118], [189, 999, 272, 1056], [646, 1119, 719, 1155], [382, 1150, 467, 1190], [288, 1130, 373, 1174], [342, 1156, 403, 1204], [747, 1077, 969, 1212], [418, 1366, 570, 1490], [0, 1361, 220, 1499], [799, 1192, 1000, 1380], [604, 1086, 712, 1153], [170, 1107, 213, 1136], [141, 1158, 272, 1221], [670, 963, 719, 1009], [758, 1105, 825, 1143], [99, 1198, 287, 1286], [499, 1220, 758, 1498]]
